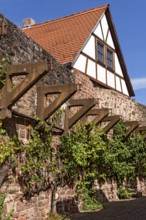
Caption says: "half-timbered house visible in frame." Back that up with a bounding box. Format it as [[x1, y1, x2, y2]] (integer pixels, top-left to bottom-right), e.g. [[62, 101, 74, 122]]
[[22, 4, 134, 97]]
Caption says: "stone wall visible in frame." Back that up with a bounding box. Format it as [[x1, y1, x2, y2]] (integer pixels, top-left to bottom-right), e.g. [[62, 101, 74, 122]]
[[0, 13, 74, 117], [0, 13, 77, 219], [0, 12, 146, 220], [73, 69, 146, 124], [1, 177, 77, 220]]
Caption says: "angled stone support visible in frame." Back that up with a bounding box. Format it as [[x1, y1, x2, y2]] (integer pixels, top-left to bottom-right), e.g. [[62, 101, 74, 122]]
[[37, 84, 79, 120], [124, 121, 140, 139], [135, 126, 146, 140], [102, 115, 121, 133], [0, 62, 48, 110], [64, 98, 97, 134], [81, 108, 109, 125]]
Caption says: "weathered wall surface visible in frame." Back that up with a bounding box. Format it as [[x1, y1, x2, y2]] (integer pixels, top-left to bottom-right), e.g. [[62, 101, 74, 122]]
[[0, 13, 77, 220], [1, 177, 77, 220], [74, 69, 146, 124], [0, 12, 146, 220], [0, 13, 74, 117]]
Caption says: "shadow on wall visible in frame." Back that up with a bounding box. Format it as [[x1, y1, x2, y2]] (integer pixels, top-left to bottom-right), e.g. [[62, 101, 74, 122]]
[[56, 197, 79, 215], [56, 189, 109, 215], [96, 189, 108, 203]]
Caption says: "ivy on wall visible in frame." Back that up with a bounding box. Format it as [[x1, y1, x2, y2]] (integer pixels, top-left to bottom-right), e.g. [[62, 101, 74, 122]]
[[0, 58, 9, 87], [18, 119, 53, 196], [0, 119, 146, 211], [0, 57, 146, 213]]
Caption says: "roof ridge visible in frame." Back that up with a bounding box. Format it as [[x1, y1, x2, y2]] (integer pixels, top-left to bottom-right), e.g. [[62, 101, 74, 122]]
[[22, 4, 109, 30]]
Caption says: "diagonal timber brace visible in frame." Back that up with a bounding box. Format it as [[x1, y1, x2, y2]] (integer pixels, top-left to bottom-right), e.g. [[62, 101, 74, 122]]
[[102, 115, 121, 133], [36, 84, 79, 120], [135, 126, 146, 140], [81, 108, 109, 125], [0, 62, 48, 115], [123, 121, 140, 139], [64, 98, 97, 134]]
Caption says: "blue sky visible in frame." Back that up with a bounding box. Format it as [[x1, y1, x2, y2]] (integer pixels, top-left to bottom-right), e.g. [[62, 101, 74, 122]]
[[1, 0, 146, 105]]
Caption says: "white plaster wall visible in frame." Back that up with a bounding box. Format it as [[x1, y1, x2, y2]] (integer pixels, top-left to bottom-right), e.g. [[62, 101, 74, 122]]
[[116, 76, 121, 92], [115, 54, 123, 77], [87, 59, 96, 78], [97, 64, 106, 83], [106, 31, 115, 49], [101, 14, 108, 41], [107, 70, 115, 88], [73, 54, 86, 73], [121, 79, 129, 96], [82, 35, 95, 59], [94, 23, 103, 40]]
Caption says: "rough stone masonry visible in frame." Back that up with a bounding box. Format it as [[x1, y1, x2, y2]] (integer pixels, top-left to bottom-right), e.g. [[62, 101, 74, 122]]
[[0, 12, 146, 220]]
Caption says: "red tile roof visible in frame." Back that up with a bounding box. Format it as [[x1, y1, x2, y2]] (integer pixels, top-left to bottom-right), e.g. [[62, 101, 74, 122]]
[[22, 5, 108, 64]]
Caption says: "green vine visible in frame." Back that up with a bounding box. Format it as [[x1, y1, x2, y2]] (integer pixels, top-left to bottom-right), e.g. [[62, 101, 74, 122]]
[[18, 119, 54, 196], [60, 122, 107, 209], [118, 186, 136, 199], [82, 191, 103, 211], [0, 58, 9, 87], [0, 193, 13, 220], [0, 116, 146, 215], [0, 122, 21, 167], [60, 122, 107, 184]]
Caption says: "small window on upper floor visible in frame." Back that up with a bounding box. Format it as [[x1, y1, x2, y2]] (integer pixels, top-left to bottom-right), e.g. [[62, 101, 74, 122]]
[[107, 49, 113, 69], [97, 43, 104, 63]]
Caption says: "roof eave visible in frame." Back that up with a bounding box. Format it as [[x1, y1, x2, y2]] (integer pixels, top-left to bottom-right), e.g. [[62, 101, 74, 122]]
[[105, 7, 135, 97]]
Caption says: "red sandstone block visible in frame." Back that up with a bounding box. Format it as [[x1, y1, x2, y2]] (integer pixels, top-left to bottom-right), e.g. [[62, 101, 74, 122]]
[[17, 217, 26, 220], [19, 129, 27, 139]]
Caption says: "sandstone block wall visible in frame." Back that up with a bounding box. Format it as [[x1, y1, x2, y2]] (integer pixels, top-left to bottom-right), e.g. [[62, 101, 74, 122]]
[[0, 13, 74, 117], [0, 13, 77, 219], [0, 12, 146, 220], [74, 69, 146, 125]]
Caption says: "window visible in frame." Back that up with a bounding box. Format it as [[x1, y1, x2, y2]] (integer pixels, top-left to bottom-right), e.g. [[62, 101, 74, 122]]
[[97, 43, 104, 63], [96, 39, 114, 70], [107, 49, 113, 69]]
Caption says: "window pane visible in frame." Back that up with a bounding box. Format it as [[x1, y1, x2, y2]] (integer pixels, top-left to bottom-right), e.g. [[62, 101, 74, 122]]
[[97, 43, 104, 63], [107, 49, 113, 69]]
